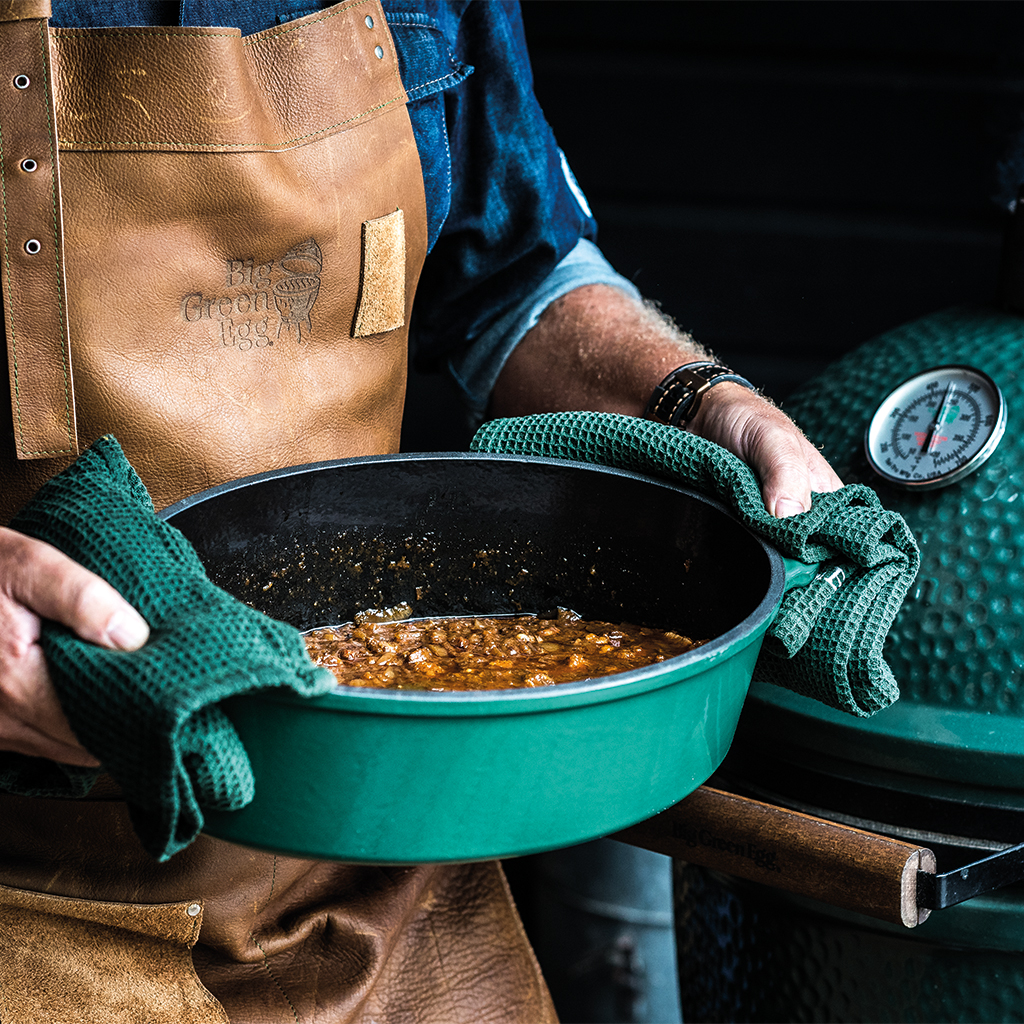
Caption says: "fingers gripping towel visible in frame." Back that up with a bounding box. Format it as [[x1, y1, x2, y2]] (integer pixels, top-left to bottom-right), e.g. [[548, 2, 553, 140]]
[[471, 411, 920, 718], [4, 436, 335, 861]]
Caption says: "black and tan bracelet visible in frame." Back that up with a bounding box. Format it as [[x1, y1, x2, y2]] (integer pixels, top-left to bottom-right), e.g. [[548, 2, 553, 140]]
[[643, 361, 757, 427]]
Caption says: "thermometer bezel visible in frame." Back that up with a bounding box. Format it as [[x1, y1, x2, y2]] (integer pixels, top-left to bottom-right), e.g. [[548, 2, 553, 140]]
[[863, 364, 1007, 490]]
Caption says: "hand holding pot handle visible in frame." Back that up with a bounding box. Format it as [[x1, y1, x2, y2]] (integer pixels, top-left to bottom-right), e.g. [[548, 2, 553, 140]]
[[0, 527, 149, 765], [686, 381, 844, 518]]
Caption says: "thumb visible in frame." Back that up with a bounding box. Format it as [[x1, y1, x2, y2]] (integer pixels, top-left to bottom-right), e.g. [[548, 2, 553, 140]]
[[4, 530, 149, 650]]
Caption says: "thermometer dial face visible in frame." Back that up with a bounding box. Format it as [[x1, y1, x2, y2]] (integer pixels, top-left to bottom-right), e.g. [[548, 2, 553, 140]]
[[864, 365, 1007, 490]]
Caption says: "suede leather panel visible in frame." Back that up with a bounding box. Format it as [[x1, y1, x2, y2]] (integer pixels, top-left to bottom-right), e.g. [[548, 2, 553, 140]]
[[0, 883, 229, 1023], [0, 791, 558, 1023], [354, 209, 407, 337]]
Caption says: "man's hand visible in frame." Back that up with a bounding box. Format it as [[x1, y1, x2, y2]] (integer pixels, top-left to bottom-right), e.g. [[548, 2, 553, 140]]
[[687, 381, 842, 517], [492, 284, 842, 515], [0, 528, 150, 766]]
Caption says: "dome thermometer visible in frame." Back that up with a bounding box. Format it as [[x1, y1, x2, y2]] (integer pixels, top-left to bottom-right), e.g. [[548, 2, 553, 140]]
[[864, 365, 1007, 490]]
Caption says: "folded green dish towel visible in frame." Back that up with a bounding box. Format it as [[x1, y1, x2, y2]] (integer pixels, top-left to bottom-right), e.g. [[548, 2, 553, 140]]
[[4, 436, 335, 861], [471, 411, 920, 718]]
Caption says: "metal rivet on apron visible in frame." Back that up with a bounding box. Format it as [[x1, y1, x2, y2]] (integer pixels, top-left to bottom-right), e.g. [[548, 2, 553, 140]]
[[24, 239, 41, 255], [186, 903, 201, 917], [365, 15, 374, 28], [374, 45, 384, 59], [20, 158, 37, 173], [13, 75, 30, 90]]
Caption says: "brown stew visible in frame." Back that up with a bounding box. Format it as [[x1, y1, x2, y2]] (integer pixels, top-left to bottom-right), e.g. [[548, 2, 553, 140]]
[[304, 609, 704, 692]]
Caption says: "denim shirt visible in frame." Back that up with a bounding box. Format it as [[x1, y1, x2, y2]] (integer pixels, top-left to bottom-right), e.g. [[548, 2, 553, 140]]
[[49, 0, 638, 415]]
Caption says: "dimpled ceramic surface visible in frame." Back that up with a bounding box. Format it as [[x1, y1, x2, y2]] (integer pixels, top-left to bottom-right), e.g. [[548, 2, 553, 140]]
[[743, 305, 1024, 787], [675, 865, 1024, 1024]]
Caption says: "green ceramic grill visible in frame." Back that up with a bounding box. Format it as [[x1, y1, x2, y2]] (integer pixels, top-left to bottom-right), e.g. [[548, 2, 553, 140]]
[[735, 304, 1024, 799], [689, 304, 1024, 1022]]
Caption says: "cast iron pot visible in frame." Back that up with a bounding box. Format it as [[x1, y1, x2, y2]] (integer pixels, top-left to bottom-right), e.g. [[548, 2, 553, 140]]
[[160, 453, 812, 864]]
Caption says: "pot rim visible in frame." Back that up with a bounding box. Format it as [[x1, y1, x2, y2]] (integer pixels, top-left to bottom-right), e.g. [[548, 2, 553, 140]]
[[164, 451, 787, 715]]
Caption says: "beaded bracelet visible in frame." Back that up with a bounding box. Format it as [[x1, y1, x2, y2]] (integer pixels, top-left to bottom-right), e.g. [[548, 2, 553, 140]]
[[643, 361, 757, 427]]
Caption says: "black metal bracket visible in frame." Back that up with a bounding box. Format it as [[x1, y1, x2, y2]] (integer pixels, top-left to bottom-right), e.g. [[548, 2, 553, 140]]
[[918, 840, 1024, 910]]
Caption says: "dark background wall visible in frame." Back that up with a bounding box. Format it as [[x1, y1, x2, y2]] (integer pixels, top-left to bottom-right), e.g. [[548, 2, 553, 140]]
[[401, 7, 1024, 1020], [403, 0, 1024, 451]]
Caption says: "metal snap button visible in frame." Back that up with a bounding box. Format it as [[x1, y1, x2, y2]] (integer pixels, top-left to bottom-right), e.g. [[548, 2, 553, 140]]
[[186, 903, 201, 918], [374, 45, 384, 59], [13, 75, 30, 90], [365, 15, 374, 28], [20, 159, 37, 173], [24, 239, 40, 255]]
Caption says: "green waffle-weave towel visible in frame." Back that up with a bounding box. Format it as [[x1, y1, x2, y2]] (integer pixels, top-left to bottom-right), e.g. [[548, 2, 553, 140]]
[[4, 436, 335, 861], [471, 412, 920, 717]]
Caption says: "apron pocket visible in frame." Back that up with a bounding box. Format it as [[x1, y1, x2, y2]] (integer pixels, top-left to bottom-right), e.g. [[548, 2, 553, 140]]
[[0, 882, 229, 1023]]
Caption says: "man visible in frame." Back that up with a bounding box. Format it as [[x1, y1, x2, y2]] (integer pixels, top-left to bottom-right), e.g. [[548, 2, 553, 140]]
[[0, 1, 840, 1020]]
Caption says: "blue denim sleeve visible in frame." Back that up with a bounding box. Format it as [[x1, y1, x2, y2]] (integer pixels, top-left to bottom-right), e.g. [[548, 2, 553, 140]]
[[383, 1, 604, 388]]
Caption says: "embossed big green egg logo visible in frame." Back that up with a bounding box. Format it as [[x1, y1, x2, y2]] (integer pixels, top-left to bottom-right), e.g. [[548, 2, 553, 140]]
[[179, 238, 322, 349]]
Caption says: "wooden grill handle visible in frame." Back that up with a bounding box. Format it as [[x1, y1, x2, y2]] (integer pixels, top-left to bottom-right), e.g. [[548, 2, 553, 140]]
[[612, 785, 937, 928]]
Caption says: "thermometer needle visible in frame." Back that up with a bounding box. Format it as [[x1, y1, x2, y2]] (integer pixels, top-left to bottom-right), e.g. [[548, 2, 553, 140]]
[[922, 383, 955, 453]]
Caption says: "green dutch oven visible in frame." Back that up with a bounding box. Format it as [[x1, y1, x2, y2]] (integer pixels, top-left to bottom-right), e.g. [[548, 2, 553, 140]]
[[161, 453, 815, 864]]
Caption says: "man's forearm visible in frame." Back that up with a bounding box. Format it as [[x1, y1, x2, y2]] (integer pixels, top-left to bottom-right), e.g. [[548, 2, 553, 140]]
[[491, 284, 706, 419], [491, 283, 843, 518]]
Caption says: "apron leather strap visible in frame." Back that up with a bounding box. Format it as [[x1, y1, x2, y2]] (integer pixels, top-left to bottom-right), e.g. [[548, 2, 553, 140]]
[[0, 1, 51, 20], [0, 0, 77, 459]]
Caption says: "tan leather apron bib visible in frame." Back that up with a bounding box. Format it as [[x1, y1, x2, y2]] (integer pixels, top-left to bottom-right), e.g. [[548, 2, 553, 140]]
[[0, 0, 426, 520], [0, 3, 557, 1021]]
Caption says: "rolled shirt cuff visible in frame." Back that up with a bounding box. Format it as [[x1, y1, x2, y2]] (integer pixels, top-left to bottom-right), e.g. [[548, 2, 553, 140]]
[[448, 238, 642, 423]]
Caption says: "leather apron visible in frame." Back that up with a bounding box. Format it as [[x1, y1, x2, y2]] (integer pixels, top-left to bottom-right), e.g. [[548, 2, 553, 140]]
[[0, 3, 557, 1021]]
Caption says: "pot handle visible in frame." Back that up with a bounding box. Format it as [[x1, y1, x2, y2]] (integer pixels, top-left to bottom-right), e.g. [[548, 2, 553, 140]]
[[780, 556, 822, 593], [613, 786, 935, 929]]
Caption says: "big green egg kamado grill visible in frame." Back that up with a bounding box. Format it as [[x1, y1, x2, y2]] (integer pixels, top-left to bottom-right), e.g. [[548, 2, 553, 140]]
[[678, 305, 1024, 1023]]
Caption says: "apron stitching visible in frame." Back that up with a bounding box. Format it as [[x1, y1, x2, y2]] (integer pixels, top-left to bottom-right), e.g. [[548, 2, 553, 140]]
[[0, 102, 24, 455], [256, 855, 279, 914], [38, 19, 74, 456], [251, 930, 300, 1024], [55, 28, 241, 39]]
